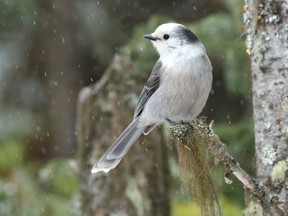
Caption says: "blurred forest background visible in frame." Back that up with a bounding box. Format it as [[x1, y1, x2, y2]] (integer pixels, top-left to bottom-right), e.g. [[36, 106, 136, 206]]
[[0, 0, 253, 215]]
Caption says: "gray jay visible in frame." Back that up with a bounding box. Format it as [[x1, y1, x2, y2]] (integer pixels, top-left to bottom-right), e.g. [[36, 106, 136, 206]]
[[91, 23, 212, 173]]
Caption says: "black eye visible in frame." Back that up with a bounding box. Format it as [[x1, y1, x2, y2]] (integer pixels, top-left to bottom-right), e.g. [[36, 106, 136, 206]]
[[163, 34, 170, 40]]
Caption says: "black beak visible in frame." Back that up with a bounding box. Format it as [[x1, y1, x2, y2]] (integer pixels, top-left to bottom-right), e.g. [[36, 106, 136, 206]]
[[144, 34, 159, 41]]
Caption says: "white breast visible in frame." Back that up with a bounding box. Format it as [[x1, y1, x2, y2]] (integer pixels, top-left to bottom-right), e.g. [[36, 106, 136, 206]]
[[139, 53, 212, 125]]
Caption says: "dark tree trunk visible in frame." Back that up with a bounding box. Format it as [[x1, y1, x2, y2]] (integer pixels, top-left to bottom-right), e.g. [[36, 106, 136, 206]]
[[77, 55, 170, 216], [244, 0, 288, 214], [25, 0, 81, 159]]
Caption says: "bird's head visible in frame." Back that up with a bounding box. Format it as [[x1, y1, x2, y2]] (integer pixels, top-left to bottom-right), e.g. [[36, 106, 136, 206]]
[[144, 23, 205, 59]]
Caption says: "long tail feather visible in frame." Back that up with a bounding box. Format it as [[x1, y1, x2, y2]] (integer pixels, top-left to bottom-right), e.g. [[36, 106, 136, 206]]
[[91, 118, 145, 173]]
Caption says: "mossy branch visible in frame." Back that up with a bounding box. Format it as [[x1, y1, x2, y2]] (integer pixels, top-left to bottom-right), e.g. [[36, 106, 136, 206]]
[[170, 121, 221, 216], [169, 119, 280, 216]]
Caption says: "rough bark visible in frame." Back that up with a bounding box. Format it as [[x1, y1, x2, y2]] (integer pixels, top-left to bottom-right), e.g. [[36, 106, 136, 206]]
[[76, 55, 170, 216], [243, 0, 288, 214]]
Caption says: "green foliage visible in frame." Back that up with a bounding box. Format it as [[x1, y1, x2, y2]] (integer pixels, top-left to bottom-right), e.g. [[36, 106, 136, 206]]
[[0, 0, 38, 40], [0, 140, 23, 172], [0, 140, 79, 216], [0, 167, 78, 216], [172, 196, 243, 216], [16, 168, 79, 216], [172, 202, 201, 216], [214, 120, 255, 173], [38, 160, 79, 198], [213, 121, 254, 206], [219, 196, 243, 216]]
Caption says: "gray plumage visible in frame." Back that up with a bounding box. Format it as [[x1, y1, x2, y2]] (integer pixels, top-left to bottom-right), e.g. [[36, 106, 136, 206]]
[[91, 23, 212, 173]]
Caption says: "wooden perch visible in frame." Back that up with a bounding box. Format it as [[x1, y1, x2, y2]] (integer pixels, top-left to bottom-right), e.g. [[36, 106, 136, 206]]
[[169, 119, 280, 215]]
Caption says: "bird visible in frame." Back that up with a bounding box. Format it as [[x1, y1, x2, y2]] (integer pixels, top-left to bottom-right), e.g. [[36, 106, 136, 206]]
[[91, 23, 213, 173]]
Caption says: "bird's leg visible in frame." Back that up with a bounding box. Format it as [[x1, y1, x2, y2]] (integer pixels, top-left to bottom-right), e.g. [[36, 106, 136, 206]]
[[166, 118, 176, 126], [187, 122, 194, 129], [166, 119, 193, 129], [179, 121, 194, 129]]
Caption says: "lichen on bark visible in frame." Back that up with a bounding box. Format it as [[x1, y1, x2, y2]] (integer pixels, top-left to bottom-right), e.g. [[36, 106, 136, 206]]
[[244, 0, 288, 214]]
